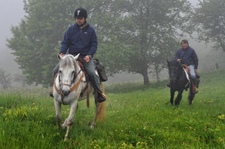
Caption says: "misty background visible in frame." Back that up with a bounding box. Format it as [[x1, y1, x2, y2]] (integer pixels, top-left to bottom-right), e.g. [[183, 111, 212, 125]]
[[0, 0, 224, 87]]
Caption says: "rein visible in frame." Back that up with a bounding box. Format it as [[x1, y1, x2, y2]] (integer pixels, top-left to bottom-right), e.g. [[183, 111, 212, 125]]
[[54, 71, 85, 104], [70, 72, 84, 93]]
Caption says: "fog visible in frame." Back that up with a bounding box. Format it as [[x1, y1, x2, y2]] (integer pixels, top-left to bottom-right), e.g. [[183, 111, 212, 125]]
[[0, 0, 224, 85], [0, 0, 24, 74]]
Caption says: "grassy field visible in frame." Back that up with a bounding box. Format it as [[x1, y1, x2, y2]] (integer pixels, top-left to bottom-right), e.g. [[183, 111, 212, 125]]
[[0, 69, 225, 148]]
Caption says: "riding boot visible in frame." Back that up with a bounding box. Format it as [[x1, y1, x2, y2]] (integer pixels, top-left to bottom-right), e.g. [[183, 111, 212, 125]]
[[192, 78, 199, 94], [89, 75, 106, 103], [166, 82, 171, 88], [196, 74, 200, 88], [97, 91, 107, 103]]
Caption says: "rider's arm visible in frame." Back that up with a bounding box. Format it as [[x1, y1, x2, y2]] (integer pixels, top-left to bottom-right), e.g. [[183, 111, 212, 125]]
[[59, 28, 71, 54], [87, 28, 97, 57], [174, 49, 181, 62], [192, 50, 198, 69]]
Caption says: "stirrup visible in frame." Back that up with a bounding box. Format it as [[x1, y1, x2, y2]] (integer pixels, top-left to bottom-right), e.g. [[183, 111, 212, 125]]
[[194, 87, 198, 94], [97, 91, 106, 103]]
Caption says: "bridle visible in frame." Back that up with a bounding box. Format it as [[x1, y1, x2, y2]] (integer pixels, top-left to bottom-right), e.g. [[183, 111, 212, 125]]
[[54, 66, 85, 104], [169, 66, 178, 81], [59, 69, 82, 87], [53, 56, 90, 107]]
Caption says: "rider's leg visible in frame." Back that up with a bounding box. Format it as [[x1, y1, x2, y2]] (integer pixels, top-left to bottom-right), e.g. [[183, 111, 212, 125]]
[[84, 58, 106, 102], [189, 65, 198, 93], [189, 65, 196, 79], [53, 63, 60, 78], [50, 63, 60, 97]]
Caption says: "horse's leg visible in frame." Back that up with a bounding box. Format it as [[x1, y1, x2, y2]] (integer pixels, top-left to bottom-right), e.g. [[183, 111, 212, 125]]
[[175, 90, 183, 106], [90, 101, 105, 129], [54, 99, 62, 128], [62, 99, 78, 141], [170, 89, 175, 105], [90, 101, 99, 129], [188, 83, 195, 105], [90, 87, 105, 129]]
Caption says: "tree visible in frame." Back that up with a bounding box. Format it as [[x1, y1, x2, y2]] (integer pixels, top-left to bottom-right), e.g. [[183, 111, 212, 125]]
[[7, 0, 192, 86], [105, 0, 192, 85], [193, 0, 225, 52], [14, 73, 27, 87], [7, 0, 116, 87], [7, 0, 70, 87], [0, 69, 12, 89]]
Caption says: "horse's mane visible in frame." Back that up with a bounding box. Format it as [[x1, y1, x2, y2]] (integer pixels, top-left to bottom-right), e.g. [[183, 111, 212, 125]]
[[60, 55, 75, 68], [168, 59, 183, 70]]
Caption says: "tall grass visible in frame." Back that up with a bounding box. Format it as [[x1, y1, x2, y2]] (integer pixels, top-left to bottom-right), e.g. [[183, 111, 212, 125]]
[[0, 69, 225, 148]]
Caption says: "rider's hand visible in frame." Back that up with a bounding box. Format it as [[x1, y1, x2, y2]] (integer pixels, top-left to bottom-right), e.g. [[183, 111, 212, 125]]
[[58, 53, 64, 60], [177, 59, 181, 63], [195, 69, 197, 74], [59, 53, 64, 57], [83, 55, 90, 62]]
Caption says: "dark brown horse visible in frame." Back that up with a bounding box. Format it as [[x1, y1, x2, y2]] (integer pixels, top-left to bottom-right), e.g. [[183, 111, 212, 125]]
[[167, 60, 195, 106]]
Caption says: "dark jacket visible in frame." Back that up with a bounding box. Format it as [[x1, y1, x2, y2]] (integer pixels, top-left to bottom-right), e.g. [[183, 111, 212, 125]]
[[175, 46, 198, 69], [59, 23, 97, 58]]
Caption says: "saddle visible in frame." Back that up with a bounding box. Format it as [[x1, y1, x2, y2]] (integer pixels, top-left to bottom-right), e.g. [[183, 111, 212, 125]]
[[182, 64, 189, 73], [182, 64, 190, 82], [93, 58, 108, 82], [77, 57, 108, 82], [181, 64, 200, 93]]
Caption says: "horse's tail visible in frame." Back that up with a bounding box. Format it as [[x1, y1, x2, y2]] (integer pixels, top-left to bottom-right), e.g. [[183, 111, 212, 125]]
[[97, 82, 105, 121]]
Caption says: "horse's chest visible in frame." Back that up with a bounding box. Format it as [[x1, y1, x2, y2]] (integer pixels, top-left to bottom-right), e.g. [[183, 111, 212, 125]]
[[56, 93, 78, 105]]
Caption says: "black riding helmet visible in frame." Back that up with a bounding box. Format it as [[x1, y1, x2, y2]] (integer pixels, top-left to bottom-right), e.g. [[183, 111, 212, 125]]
[[74, 8, 87, 19]]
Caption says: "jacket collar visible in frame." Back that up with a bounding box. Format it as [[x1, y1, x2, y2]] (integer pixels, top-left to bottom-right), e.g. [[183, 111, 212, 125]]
[[77, 22, 89, 30]]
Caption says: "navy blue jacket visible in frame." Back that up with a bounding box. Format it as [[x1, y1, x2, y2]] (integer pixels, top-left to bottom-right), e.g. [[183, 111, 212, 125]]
[[60, 23, 97, 58], [175, 46, 198, 69]]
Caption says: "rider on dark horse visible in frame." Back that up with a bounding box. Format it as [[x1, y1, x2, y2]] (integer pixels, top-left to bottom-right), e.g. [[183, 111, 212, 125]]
[[168, 39, 200, 93], [50, 8, 106, 102]]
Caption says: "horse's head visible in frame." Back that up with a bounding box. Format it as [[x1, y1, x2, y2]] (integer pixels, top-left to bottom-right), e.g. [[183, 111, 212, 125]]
[[167, 60, 182, 83], [58, 54, 80, 96]]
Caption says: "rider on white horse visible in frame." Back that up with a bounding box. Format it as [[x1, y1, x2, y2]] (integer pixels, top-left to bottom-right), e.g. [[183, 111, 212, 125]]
[[50, 7, 106, 102]]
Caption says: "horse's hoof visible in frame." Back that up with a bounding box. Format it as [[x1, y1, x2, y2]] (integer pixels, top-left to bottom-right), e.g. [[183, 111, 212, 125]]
[[64, 137, 69, 142], [90, 124, 95, 129], [61, 124, 66, 129]]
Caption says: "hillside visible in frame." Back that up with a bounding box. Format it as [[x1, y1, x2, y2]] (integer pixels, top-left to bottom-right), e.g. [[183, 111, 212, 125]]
[[0, 69, 225, 148]]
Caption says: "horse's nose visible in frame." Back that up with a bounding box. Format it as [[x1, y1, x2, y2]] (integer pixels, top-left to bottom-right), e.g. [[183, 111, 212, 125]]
[[62, 90, 70, 96]]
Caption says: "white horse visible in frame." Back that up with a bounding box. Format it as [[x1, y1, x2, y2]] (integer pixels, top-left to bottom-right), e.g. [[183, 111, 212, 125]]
[[52, 54, 105, 141]]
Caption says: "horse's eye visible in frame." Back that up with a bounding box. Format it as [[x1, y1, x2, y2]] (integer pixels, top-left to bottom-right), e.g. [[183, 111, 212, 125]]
[[59, 70, 62, 74], [72, 71, 75, 74]]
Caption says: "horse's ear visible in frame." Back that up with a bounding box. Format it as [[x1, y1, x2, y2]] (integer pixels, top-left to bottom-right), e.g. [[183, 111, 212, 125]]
[[73, 53, 80, 60], [167, 60, 170, 65]]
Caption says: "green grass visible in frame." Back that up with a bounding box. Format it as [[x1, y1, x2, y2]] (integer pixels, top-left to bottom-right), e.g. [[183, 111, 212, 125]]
[[0, 69, 225, 148]]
